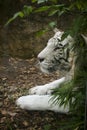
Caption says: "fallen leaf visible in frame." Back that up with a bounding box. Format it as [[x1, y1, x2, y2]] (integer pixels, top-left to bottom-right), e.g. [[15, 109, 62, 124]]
[[23, 121, 29, 126]]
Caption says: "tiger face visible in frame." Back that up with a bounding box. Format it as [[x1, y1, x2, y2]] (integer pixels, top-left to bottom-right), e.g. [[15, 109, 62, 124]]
[[38, 30, 74, 74]]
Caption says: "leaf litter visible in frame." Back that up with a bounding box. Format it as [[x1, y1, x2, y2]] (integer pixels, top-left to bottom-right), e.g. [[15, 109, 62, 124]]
[[0, 56, 68, 130]]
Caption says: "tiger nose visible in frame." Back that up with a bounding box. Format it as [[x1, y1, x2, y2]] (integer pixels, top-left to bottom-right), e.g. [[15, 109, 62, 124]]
[[38, 56, 44, 62]]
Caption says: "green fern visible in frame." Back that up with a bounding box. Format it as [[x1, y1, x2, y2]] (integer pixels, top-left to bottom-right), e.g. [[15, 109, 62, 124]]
[[51, 34, 87, 130]]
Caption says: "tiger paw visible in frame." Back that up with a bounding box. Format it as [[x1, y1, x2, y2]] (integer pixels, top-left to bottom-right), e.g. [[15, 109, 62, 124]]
[[29, 85, 52, 95]]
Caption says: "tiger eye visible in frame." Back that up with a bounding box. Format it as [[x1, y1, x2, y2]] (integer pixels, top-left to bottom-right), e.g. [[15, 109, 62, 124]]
[[54, 46, 60, 51]]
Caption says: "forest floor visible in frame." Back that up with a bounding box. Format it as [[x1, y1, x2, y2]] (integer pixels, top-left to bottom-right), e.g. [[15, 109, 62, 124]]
[[0, 56, 68, 130]]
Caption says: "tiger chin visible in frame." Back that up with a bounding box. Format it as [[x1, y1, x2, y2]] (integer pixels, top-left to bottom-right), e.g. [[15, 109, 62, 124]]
[[16, 28, 87, 113]]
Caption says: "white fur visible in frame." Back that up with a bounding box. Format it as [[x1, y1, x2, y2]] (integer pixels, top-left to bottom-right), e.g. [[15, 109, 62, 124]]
[[37, 31, 74, 74], [16, 95, 69, 113], [16, 30, 73, 113], [29, 77, 65, 95], [16, 77, 67, 112]]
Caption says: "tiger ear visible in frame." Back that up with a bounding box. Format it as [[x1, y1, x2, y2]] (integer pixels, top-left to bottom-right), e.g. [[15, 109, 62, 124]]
[[81, 34, 87, 44], [53, 28, 64, 35], [53, 28, 60, 33]]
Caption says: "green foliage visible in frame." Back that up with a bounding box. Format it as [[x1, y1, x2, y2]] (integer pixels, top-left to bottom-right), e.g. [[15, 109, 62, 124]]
[[43, 124, 51, 130], [5, 5, 33, 26], [5, 11, 24, 26], [23, 5, 33, 16], [35, 21, 56, 37], [51, 78, 85, 130], [35, 5, 50, 12], [35, 28, 48, 37], [51, 81, 74, 107], [52, 34, 87, 130], [32, 1, 87, 130], [48, 21, 57, 28]]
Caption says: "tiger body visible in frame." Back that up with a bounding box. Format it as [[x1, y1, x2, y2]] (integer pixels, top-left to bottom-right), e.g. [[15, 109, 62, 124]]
[[16, 29, 75, 113]]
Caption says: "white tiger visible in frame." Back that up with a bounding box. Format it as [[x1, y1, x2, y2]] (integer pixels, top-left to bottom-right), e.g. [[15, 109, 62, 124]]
[[16, 29, 87, 113]]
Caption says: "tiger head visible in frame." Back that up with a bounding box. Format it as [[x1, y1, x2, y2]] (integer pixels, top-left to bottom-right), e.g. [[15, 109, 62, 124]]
[[38, 29, 74, 74]]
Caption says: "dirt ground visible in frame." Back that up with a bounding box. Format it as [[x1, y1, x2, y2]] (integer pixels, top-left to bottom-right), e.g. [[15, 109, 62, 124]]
[[0, 56, 68, 130]]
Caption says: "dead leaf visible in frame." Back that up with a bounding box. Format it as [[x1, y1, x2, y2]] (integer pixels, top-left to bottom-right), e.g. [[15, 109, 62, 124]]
[[23, 121, 29, 126], [8, 111, 17, 116], [1, 110, 7, 115]]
